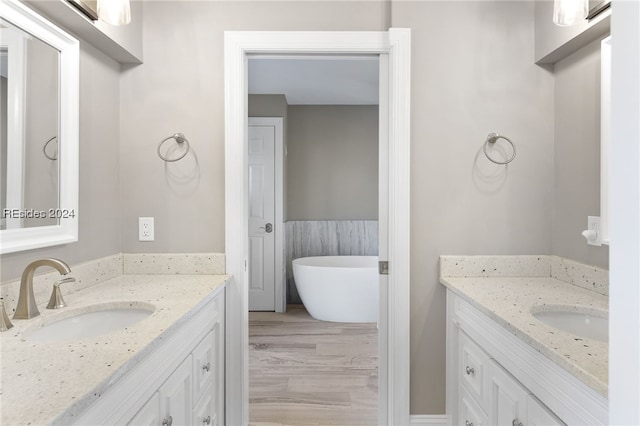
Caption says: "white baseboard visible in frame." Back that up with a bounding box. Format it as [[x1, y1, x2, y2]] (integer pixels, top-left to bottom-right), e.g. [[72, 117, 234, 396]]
[[410, 414, 448, 426]]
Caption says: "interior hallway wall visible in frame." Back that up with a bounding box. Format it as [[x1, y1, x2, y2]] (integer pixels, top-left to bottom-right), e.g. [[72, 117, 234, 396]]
[[1, 42, 122, 281], [391, 1, 555, 413], [553, 38, 609, 268], [287, 105, 379, 220]]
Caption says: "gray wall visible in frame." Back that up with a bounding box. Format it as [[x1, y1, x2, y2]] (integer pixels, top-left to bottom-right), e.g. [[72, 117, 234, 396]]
[[287, 105, 378, 220], [119, 1, 385, 254], [248, 94, 288, 119], [553, 38, 609, 268], [392, 1, 555, 413], [0, 42, 122, 281]]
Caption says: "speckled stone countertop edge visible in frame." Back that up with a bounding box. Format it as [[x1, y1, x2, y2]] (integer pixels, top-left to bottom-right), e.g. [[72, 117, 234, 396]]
[[440, 276, 608, 397]]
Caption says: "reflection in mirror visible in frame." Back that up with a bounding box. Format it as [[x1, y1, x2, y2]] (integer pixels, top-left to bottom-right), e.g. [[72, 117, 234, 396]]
[[1, 18, 60, 230], [0, 0, 79, 254]]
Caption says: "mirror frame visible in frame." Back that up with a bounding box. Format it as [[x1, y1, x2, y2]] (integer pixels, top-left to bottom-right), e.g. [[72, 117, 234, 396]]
[[0, 0, 79, 254], [600, 36, 611, 245]]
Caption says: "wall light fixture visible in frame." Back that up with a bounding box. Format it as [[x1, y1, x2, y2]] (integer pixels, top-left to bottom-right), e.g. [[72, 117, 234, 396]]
[[553, 0, 588, 26], [97, 0, 131, 26]]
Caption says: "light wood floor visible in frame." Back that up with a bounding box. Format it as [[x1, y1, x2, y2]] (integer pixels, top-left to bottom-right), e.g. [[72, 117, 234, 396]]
[[249, 305, 378, 426]]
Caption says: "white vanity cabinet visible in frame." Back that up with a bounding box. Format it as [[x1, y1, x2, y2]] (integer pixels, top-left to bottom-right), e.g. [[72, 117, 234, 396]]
[[456, 329, 563, 426], [129, 356, 192, 426], [73, 288, 225, 426], [447, 290, 606, 426]]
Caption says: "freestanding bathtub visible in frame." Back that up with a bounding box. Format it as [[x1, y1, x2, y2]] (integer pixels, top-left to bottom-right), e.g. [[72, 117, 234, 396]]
[[292, 256, 378, 323]]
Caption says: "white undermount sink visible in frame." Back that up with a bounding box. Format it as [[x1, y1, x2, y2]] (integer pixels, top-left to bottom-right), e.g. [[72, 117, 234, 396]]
[[25, 302, 155, 343], [532, 307, 608, 342]]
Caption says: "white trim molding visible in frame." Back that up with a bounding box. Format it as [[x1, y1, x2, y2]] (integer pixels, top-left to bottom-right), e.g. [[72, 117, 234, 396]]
[[609, 1, 640, 424], [224, 29, 411, 426], [410, 414, 448, 426]]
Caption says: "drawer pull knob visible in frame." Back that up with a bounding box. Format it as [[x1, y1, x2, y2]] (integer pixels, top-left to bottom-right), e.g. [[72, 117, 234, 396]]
[[465, 366, 475, 375], [512, 419, 523, 426], [465, 421, 474, 426], [203, 362, 211, 372], [203, 415, 211, 425], [162, 416, 173, 426]]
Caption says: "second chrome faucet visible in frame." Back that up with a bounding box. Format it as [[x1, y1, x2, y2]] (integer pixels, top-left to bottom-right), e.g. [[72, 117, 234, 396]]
[[13, 258, 74, 320]]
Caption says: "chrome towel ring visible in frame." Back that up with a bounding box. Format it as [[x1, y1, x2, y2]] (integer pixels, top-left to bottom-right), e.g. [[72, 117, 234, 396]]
[[158, 133, 190, 162], [483, 132, 516, 165], [43, 136, 57, 160]]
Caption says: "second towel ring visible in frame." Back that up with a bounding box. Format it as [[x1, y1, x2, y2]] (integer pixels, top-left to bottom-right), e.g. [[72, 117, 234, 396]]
[[483, 132, 516, 165], [158, 133, 190, 162], [43, 136, 58, 161]]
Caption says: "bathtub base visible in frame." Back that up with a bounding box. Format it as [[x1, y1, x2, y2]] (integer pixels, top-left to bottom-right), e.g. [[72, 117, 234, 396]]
[[292, 256, 379, 323]]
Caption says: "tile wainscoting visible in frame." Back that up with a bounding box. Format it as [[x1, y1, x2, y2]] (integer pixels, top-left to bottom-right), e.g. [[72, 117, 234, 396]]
[[285, 220, 378, 304]]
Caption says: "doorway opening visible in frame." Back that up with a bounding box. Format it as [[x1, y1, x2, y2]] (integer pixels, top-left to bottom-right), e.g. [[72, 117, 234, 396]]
[[224, 30, 411, 426], [247, 54, 381, 425]]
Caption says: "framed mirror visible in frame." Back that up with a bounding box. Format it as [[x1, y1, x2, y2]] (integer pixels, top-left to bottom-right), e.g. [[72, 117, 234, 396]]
[[0, 0, 79, 254]]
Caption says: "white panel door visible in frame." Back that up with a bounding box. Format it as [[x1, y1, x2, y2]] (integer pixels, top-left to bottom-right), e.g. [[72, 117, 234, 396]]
[[248, 124, 276, 311]]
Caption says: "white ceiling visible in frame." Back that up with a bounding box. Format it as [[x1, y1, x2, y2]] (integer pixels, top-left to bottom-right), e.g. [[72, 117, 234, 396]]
[[248, 56, 379, 105]]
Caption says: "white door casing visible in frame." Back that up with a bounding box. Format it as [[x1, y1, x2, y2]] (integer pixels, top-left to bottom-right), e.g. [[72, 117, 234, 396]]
[[248, 122, 276, 311], [224, 30, 411, 426]]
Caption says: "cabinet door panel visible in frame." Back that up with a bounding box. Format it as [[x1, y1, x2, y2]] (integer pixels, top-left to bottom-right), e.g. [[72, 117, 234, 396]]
[[487, 359, 528, 426], [193, 330, 215, 404], [127, 392, 160, 426], [160, 355, 192, 426], [459, 330, 490, 404], [459, 386, 489, 426], [195, 383, 218, 426], [527, 395, 566, 426]]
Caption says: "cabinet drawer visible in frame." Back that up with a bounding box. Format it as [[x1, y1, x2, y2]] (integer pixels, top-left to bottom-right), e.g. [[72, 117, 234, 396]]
[[459, 330, 490, 404], [459, 386, 489, 426], [193, 330, 215, 404]]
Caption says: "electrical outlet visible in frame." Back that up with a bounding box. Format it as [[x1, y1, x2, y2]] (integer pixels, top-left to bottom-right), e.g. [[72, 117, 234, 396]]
[[139, 217, 154, 241], [586, 216, 601, 246]]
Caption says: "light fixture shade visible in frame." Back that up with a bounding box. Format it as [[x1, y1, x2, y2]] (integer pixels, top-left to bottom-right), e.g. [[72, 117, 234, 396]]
[[97, 0, 131, 26], [553, 0, 589, 26]]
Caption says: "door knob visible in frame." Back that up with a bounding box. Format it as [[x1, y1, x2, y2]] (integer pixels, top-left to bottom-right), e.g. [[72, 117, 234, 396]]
[[259, 223, 273, 233]]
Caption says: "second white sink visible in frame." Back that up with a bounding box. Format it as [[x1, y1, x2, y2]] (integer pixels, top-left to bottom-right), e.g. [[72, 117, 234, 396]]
[[532, 307, 608, 342], [26, 302, 155, 343]]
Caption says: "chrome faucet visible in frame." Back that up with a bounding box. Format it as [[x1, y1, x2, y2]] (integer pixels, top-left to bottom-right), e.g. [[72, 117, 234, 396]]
[[13, 258, 72, 320]]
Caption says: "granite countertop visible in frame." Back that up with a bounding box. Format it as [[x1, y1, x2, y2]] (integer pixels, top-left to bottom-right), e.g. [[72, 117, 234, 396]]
[[0, 273, 228, 426], [440, 274, 608, 396]]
